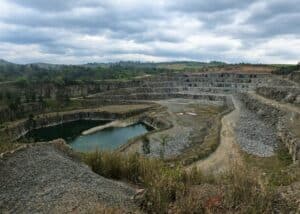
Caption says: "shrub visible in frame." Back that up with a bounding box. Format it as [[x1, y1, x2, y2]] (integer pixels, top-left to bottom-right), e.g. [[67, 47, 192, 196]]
[[142, 138, 150, 154]]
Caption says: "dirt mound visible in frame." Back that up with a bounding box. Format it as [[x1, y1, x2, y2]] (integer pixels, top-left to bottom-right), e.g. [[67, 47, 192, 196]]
[[0, 140, 137, 213]]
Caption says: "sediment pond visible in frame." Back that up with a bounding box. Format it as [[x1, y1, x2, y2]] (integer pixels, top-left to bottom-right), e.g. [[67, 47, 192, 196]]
[[25, 120, 151, 152]]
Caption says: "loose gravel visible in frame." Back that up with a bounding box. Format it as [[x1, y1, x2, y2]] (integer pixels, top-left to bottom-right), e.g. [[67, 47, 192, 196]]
[[235, 97, 278, 157], [0, 140, 137, 213]]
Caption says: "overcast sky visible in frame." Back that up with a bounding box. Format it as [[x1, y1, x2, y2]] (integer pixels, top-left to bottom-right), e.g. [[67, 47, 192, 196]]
[[0, 0, 299, 64]]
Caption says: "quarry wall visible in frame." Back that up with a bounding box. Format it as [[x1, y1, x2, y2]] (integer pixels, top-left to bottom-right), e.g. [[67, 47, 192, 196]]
[[256, 87, 300, 105], [239, 93, 300, 162], [1, 107, 152, 141]]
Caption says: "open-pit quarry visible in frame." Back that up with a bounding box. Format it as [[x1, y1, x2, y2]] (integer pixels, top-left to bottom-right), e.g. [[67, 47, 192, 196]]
[[1, 70, 300, 212]]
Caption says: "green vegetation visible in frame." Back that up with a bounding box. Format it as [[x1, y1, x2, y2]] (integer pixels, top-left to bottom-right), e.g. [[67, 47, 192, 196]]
[[81, 150, 296, 213], [168, 105, 226, 165], [0, 93, 93, 123], [142, 137, 150, 154], [0, 142, 21, 154], [243, 142, 300, 187], [272, 63, 300, 75], [0, 60, 174, 83], [156, 61, 227, 71], [159, 134, 171, 159], [0, 134, 21, 154], [81, 150, 205, 212], [172, 118, 221, 165], [0, 59, 281, 84]]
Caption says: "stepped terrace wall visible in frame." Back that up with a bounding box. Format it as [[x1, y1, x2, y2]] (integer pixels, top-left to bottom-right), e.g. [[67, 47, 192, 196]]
[[0, 105, 153, 141], [1, 72, 281, 101], [239, 93, 300, 162], [256, 87, 300, 106]]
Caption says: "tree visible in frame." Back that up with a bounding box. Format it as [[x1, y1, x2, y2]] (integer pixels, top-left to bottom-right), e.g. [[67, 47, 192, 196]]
[[31, 92, 36, 102], [142, 137, 150, 154], [159, 135, 171, 159], [25, 114, 36, 130], [56, 90, 70, 106]]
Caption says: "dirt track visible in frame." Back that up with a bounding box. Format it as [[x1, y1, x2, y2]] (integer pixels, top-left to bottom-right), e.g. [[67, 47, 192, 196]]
[[187, 96, 242, 173]]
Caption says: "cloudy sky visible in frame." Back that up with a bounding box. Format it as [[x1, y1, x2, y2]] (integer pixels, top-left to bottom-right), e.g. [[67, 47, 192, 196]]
[[0, 0, 299, 64]]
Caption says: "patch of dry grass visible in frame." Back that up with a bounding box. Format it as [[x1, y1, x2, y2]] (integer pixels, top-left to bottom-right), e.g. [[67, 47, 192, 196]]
[[0, 134, 21, 154], [81, 151, 296, 213], [243, 142, 300, 187], [0, 142, 21, 154], [168, 105, 226, 165]]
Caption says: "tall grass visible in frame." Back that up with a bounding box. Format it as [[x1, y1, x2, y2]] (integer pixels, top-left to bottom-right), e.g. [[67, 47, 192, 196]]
[[82, 151, 194, 212], [0, 134, 21, 154], [81, 151, 296, 213], [0, 142, 21, 154]]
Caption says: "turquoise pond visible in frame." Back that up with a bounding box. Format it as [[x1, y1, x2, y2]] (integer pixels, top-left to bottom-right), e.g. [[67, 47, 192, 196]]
[[25, 120, 151, 152]]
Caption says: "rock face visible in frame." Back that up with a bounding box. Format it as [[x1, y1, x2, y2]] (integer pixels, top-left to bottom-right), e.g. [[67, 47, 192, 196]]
[[5, 73, 285, 99], [2, 105, 152, 140], [0, 72, 293, 123], [0, 140, 137, 213], [235, 100, 278, 157], [256, 87, 300, 105], [289, 71, 300, 84], [278, 115, 300, 162], [238, 93, 300, 162]]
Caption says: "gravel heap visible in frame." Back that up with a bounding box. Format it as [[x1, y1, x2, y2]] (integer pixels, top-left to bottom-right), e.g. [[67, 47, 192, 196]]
[[235, 98, 278, 157], [0, 140, 137, 213]]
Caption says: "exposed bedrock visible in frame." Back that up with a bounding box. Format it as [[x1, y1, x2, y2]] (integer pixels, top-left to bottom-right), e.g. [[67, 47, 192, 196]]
[[238, 93, 300, 162], [235, 95, 278, 157], [278, 114, 300, 162], [94, 93, 227, 103], [2, 72, 298, 162], [0, 97, 147, 123], [256, 87, 300, 106], [0, 139, 137, 213], [1, 72, 291, 123], [2, 72, 292, 100], [288, 70, 300, 84], [1, 105, 153, 141]]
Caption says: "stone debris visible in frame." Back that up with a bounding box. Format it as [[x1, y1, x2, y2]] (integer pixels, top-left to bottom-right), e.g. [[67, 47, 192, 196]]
[[235, 97, 278, 157], [0, 140, 137, 213]]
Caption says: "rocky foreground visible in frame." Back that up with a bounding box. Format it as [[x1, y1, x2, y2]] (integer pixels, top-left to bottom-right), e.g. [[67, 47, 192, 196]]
[[0, 140, 137, 213]]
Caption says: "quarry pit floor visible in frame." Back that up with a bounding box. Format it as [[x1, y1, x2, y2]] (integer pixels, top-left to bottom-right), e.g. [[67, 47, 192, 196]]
[[122, 98, 233, 169]]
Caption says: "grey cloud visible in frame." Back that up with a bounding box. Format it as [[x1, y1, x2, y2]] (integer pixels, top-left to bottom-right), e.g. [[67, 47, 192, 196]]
[[168, 0, 252, 12], [3, 3, 163, 38], [242, 0, 300, 37], [10, 0, 106, 11], [0, 29, 54, 44], [0, 0, 299, 64]]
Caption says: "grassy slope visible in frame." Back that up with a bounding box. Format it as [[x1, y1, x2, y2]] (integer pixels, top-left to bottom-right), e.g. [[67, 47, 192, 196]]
[[81, 150, 298, 213]]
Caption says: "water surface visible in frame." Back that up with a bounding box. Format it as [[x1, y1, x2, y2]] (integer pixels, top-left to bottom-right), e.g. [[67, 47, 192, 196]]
[[25, 120, 150, 152]]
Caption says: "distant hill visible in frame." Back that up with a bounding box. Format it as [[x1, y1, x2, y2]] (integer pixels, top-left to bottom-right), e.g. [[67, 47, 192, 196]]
[[0, 59, 294, 83]]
